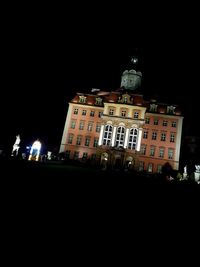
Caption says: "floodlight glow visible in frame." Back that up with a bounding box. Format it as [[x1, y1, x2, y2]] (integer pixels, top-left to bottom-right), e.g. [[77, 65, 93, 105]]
[[28, 140, 42, 161]]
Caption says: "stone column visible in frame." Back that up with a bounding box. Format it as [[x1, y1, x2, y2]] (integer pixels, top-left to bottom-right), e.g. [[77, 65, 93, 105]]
[[98, 125, 105, 146], [136, 128, 143, 151], [124, 128, 130, 148]]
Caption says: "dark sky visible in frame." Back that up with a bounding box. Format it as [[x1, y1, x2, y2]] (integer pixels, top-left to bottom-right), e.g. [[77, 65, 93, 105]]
[[1, 16, 199, 153]]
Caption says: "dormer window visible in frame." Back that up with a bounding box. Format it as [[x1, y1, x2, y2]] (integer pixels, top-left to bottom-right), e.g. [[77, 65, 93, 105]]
[[167, 106, 175, 114], [79, 96, 87, 103], [118, 94, 131, 104], [95, 97, 102, 105], [150, 104, 158, 112]]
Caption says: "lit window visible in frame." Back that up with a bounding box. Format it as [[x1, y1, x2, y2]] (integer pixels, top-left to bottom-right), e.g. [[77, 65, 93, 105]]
[[74, 108, 78, 115], [87, 122, 93, 132], [150, 146, 155, 156], [168, 149, 174, 159], [82, 110, 87, 116], [128, 128, 138, 150], [163, 120, 168, 126], [141, 145, 146, 155], [150, 104, 158, 112], [90, 110, 95, 117], [103, 125, 113, 146], [170, 133, 175, 142], [96, 124, 101, 132], [143, 131, 148, 139], [71, 120, 76, 129], [121, 110, 126, 117], [152, 132, 157, 140], [79, 121, 84, 130], [68, 134, 74, 144], [85, 137, 90, 147], [145, 117, 150, 124], [93, 138, 99, 147], [95, 98, 102, 105], [76, 136, 82, 145], [109, 109, 114, 116], [134, 112, 139, 119], [161, 133, 166, 141], [172, 121, 177, 127], [79, 96, 87, 103], [154, 119, 158, 125], [159, 148, 165, 158], [115, 126, 125, 148]]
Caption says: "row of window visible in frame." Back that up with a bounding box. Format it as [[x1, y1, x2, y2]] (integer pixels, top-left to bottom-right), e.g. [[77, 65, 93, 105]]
[[108, 109, 139, 119], [71, 120, 101, 132], [65, 150, 97, 160], [143, 131, 176, 142], [103, 125, 138, 149], [65, 149, 165, 173], [145, 118, 177, 127], [68, 134, 99, 147], [74, 108, 103, 118], [139, 162, 163, 173], [79, 96, 103, 105], [140, 145, 174, 159]]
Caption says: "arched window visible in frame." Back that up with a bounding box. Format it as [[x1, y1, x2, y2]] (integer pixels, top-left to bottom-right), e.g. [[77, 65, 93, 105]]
[[115, 126, 125, 148], [128, 128, 138, 150], [103, 125, 113, 146]]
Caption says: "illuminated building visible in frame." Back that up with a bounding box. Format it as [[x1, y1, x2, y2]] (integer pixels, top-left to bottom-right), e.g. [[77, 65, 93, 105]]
[[60, 66, 183, 173]]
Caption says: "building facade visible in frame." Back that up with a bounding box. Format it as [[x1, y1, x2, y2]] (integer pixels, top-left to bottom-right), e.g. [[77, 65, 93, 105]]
[[60, 69, 183, 173]]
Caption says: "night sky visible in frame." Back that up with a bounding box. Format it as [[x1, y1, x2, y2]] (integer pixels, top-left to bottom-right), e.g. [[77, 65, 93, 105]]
[[1, 19, 199, 154]]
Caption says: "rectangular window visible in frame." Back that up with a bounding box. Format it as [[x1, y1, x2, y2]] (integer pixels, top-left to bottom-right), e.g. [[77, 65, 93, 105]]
[[157, 165, 162, 173], [109, 109, 114, 116], [91, 154, 96, 160], [73, 108, 78, 115], [93, 138, 98, 147], [161, 133, 166, 141], [68, 134, 73, 144], [154, 119, 158, 125], [141, 145, 146, 155], [96, 124, 101, 133], [79, 96, 86, 103], [134, 112, 139, 119], [99, 111, 103, 118], [170, 133, 175, 142], [163, 120, 168, 126], [82, 152, 88, 160], [145, 117, 150, 124], [74, 151, 79, 160], [172, 121, 177, 127], [76, 136, 82, 145], [139, 161, 144, 172], [90, 111, 95, 117], [71, 120, 76, 129], [87, 122, 93, 132], [82, 110, 87, 116], [168, 149, 174, 159], [152, 132, 157, 140], [150, 146, 155, 157], [148, 163, 153, 173], [85, 137, 90, 147], [121, 110, 126, 117], [159, 148, 165, 158], [79, 121, 84, 130], [143, 131, 148, 139]]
